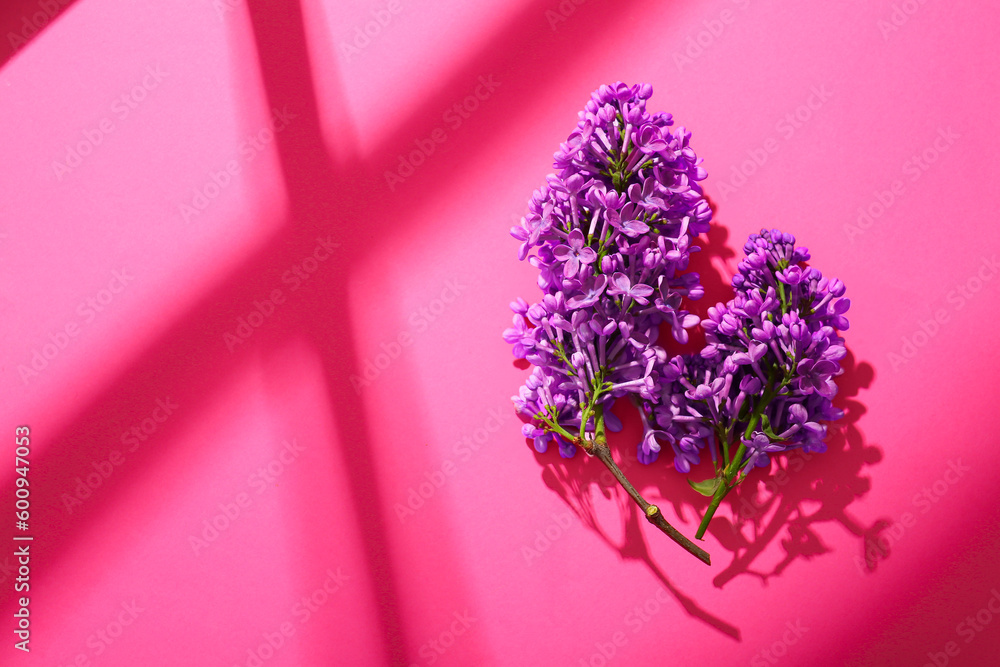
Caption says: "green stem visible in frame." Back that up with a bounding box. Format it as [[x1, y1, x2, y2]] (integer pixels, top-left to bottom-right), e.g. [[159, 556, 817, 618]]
[[694, 279, 800, 539], [695, 447, 742, 540], [694, 409, 763, 540]]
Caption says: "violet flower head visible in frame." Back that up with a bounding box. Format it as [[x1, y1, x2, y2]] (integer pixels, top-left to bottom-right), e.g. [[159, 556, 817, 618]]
[[638, 229, 850, 538], [504, 82, 712, 455], [502, 83, 852, 557]]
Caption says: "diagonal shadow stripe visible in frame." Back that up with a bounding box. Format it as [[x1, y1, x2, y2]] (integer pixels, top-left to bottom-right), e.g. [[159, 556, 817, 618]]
[[3, 0, 658, 662], [0, 0, 79, 70], [241, 0, 411, 661]]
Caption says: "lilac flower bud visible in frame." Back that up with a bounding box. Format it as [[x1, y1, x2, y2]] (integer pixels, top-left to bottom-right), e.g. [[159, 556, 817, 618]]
[[718, 313, 740, 336], [739, 375, 761, 394], [526, 303, 546, 324], [700, 344, 721, 360], [522, 423, 543, 438], [823, 344, 847, 361], [549, 313, 571, 333], [531, 431, 552, 453], [722, 356, 740, 374], [777, 265, 804, 285], [643, 249, 661, 270], [618, 318, 633, 340], [686, 377, 724, 401], [638, 443, 659, 465], [787, 403, 809, 425], [625, 105, 645, 125], [746, 250, 767, 269], [542, 291, 567, 314]]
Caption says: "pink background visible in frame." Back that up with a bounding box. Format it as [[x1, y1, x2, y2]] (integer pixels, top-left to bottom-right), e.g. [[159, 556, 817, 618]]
[[2, 0, 1000, 665]]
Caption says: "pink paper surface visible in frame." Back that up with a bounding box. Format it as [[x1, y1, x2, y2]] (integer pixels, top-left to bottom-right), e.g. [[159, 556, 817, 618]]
[[2, 1, 1000, 665]]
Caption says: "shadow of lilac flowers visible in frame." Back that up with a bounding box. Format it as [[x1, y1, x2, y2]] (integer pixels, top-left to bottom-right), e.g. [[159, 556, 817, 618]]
[[679, 214, 886, 587], [538, 449, 743, 641], [700, 347, 883, 588], [528, 214, 884, 626], [527, 218, 747, 640]]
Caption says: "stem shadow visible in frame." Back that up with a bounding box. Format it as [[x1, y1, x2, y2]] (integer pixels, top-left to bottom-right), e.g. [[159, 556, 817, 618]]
[[669, 210, 888, 587], [529, 213, 886, 602], [702, 347, 885, 587], [538, 448, 742, 641]]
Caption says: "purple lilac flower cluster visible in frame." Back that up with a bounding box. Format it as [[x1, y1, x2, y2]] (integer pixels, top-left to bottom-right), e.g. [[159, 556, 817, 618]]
[[504, 82, 711, 456], [640, 229, 849, 473], [504, 83, 851, 550], [638, 229, 850, 537]]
